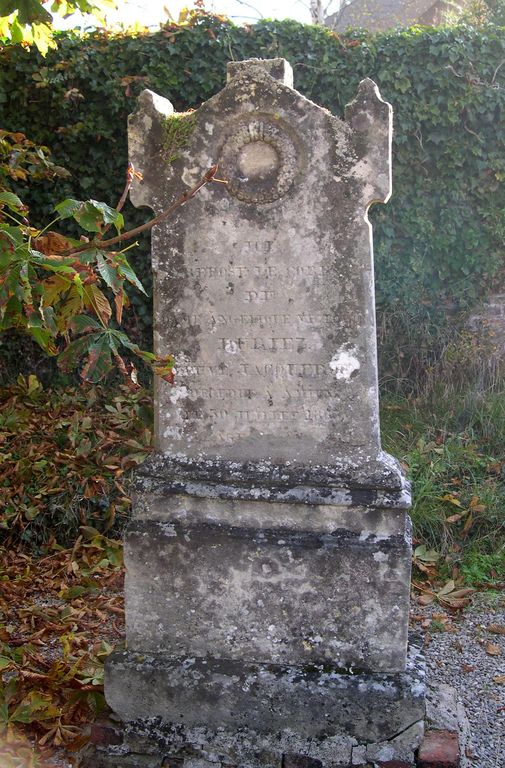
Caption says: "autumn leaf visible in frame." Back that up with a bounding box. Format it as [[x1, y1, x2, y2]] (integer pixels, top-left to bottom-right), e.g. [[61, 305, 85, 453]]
[[32, 232, 72, 256], [83, 284, 111, 326], [487, 625, 505, 635], [440, 493, 463, 507], [80, 335, 113, 383]]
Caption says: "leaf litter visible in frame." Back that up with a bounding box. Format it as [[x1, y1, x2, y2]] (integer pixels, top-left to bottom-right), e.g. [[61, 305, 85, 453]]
[[0, 534, 124, 766]]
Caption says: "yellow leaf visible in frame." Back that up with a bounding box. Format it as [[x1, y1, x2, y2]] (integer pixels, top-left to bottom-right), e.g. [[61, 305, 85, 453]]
[[440, 494, 463, 507], [42, 274, 70, 307]]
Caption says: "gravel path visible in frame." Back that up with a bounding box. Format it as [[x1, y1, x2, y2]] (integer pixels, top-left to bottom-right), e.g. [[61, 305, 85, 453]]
[[414, 595, 505, 768], [48, 596, 505, 767]]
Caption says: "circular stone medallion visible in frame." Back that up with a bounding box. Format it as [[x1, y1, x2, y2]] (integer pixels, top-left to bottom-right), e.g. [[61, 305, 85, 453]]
[[219, 114, 303, 204]]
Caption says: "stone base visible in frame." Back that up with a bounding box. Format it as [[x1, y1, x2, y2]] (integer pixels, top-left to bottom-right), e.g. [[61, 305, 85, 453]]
[[80, 674, 473, 768], [83, 640, 426, 768]]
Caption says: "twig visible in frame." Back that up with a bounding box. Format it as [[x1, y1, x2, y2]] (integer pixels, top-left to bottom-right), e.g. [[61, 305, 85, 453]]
[[464, 123, 483, 142], [64, 165, 222, 257], [492, 59, 505, 85], [234, 0, 264, 18], [100, 163, 135, 238]]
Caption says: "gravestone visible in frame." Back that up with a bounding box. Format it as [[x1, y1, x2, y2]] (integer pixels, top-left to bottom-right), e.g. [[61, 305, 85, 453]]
[[101, 59, 426, 768]]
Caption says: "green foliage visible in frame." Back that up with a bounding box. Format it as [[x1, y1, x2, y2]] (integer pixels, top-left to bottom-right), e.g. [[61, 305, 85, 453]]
[[461, 551, 505, 585], [162, 111, 197, 164], [0, 0, 116, 55], [1, 18, 504, 382], [0, 127, 177, 385]]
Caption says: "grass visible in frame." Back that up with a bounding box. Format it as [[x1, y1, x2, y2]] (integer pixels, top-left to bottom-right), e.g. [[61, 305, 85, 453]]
[[381, 382, 505, 587]]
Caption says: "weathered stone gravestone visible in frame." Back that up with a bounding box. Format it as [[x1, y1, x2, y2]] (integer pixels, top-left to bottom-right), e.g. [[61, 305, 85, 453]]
[[101, 59, 426, 768]]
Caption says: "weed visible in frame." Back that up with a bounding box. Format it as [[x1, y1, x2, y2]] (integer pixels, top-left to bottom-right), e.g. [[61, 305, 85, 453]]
[[381, 383, 505, 585]]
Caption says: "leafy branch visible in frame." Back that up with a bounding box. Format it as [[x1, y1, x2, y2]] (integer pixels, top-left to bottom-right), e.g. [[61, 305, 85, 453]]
[[63, 164, 221, 257], [0, 129, 223, 386]]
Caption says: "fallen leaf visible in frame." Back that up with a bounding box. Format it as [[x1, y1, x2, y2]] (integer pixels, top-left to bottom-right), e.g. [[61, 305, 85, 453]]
[[486, 642, 502, 656], [440, 493, 463, 507], [493, 675, 505, 685], [487, 624, 505, 635]]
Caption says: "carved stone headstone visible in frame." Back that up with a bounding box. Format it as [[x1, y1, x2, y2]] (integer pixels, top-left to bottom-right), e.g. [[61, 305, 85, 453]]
[[102, 59, 425, 768]]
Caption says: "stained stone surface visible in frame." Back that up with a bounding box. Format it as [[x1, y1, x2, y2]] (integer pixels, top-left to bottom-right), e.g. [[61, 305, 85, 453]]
[[123, 515, 411, 672], [105, 639, 426, 745], [128, 57, 392, 468], [103, 58, 422, 766]]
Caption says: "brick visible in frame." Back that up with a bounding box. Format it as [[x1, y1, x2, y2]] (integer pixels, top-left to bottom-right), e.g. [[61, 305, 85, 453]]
[[90, 720, 123, 747], [375, 761, 412, 767], [282, 755, 323, 768], [417, 730, 460, 768]]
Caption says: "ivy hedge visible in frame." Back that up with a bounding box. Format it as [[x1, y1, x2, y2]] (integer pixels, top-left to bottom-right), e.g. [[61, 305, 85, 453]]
[[1, 17, 505, 381]]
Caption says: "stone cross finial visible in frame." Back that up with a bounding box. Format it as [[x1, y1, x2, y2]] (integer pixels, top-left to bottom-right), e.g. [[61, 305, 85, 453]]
[[227, 57, 294, 87]]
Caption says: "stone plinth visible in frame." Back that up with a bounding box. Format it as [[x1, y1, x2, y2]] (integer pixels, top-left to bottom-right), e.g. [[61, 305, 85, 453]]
[[100, 57, 424, 768]]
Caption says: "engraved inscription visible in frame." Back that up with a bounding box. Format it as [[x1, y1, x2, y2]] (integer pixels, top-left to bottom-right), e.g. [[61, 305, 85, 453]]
[[173, 227, 339, 443]]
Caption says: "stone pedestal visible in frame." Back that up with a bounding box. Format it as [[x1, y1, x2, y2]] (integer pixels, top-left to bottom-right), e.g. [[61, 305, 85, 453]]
[[96, 58, 426, 768]]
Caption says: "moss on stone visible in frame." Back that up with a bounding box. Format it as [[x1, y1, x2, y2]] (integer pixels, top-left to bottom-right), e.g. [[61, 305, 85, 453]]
[[162, 111, 196, 164]]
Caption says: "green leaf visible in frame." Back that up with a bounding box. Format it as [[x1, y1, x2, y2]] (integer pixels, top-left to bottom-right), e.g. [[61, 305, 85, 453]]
[[0, 0, 19, 19], [95, 251, 122, 293], [115, 254, 147, 294], [8, 0, 52, 25], [54, 198, 81, 219], [112, 330, 155, 361], [58, 332, 100, 371], [69, 314, 102, 333], [89, 200, 124, 233], [0, 190, 24, 212], [28, 249, 76, 273], [29, 326, 57, 354], [56, 199, 123, 234]]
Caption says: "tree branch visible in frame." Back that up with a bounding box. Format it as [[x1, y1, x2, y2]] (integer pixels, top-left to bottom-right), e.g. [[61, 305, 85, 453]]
[[64, 165, 222, 257]]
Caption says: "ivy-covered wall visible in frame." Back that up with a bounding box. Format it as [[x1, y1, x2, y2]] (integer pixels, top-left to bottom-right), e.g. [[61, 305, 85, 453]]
[[1, 18, 505, 377]]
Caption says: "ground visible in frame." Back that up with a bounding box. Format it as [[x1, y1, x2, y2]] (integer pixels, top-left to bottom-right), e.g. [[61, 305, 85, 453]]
[[0, 543, 503, 767]]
